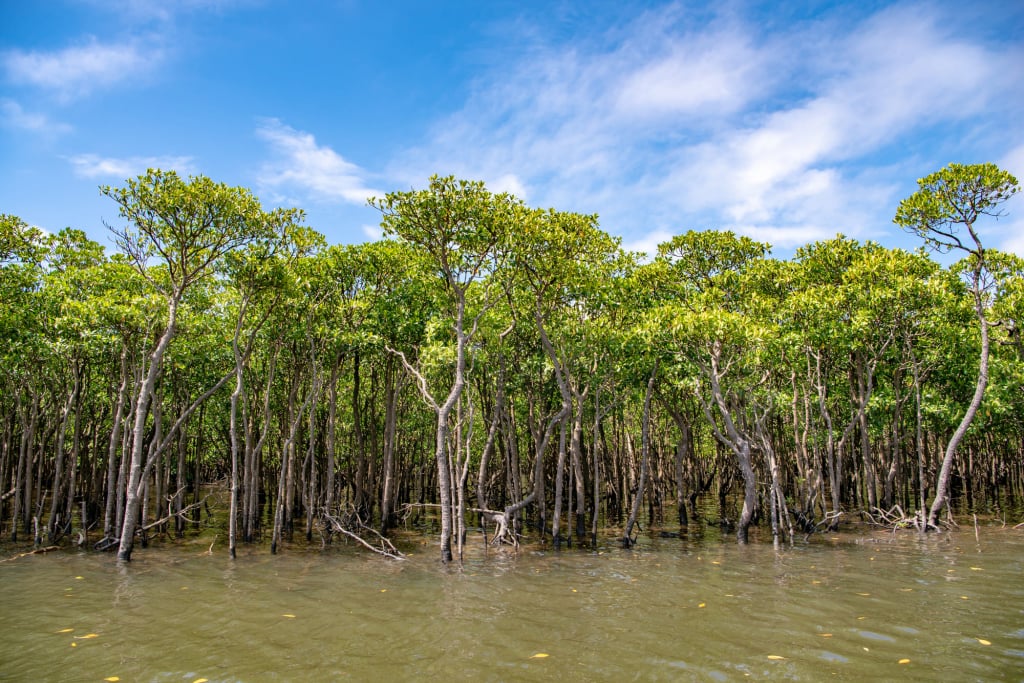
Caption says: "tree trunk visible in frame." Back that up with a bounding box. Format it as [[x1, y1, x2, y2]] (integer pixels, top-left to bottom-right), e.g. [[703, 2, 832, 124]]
[[928, 279, 989, 528], [118, 294, 180, 561]]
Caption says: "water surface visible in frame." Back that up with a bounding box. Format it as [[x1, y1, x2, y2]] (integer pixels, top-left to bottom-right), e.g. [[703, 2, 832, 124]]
[[2, 526, 1022, 681]]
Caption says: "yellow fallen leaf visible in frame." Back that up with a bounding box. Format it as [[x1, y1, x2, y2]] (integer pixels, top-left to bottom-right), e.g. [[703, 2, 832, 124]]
[[70, 642, 77, 648], [857, 616, 867, 620], [977, 639, 991, 646], [380, 589, 387, 593], [105, 677, 121, 682], [281, 614, 296, 618], [75, 634, 99, 639], [711, 560, 720, 565], [56, 628, 74, 633], [898, 658, 910, 664], [857, 592, 871, 596], [863, 647, 870, 652], [961, 596, 969, 600], [75, 576, 83, 580], [698, 603, 706, 608], [811, 580, 821, 584], [530, 653, 549, 659], [900, 588, 913, 592], [820, 633, 832, 638], [767, 655, 785, 660], [194, 679, 209, 683], [571, 589, 577, 593], [970, 567, 984, 571]]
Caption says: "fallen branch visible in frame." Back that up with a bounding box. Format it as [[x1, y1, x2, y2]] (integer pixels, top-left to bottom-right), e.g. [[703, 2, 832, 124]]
[[322, 510, 404, 560], [0, 545, 61, 563]]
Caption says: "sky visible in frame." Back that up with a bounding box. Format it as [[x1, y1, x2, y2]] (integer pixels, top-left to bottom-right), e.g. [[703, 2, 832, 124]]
[[2, 0, 1023, 260]]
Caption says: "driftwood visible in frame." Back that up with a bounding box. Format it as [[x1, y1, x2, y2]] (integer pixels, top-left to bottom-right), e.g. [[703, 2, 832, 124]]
[[322, 509, 404, 560], [0, 546, 61, 563]]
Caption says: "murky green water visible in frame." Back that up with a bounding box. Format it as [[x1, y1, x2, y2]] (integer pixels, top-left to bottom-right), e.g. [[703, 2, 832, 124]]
[[2, 525, 1022, 682]]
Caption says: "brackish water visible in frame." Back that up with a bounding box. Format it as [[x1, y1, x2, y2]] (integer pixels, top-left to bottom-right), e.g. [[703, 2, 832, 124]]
[[2, 525, 1022, 682]]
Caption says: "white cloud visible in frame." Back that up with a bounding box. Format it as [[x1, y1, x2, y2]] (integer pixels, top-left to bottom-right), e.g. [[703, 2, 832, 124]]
[[68, 153, 195, 179], [361, 224, 383, 242], [256, 118, 381, 206], [0, 99, 72, 135], [3, 37, 164, 100], [394, 1, 1021, 253]]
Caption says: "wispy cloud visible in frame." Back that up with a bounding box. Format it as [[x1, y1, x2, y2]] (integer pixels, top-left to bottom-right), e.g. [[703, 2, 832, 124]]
[[3, 37, 164, 100], [395, 1, 1022, 256], [256, 118, 381, 205], [68, 153, 195, 179], [0, 99, 72, 135]]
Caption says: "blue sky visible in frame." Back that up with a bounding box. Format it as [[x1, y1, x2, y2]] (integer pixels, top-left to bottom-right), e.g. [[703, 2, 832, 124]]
[[2, 0, 1023, 259]]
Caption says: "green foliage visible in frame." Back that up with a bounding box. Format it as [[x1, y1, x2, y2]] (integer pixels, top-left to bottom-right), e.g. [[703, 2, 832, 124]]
[[894, 162, 1019, 255]]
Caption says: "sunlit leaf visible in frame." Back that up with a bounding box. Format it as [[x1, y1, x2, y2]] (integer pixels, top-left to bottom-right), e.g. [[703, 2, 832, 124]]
[[767, 655, 785, 660], [70, 642, 77, 648], [530, 653, 549, 659], [898, 658, 910, 664], [698, 603, 706, 608], [75, 576, 83, 580], [857, 592, 870, 596], [977, 639, 991, 646], [282, 614, 296, 618], [56, 628, 74, 633], [105, 677, 121, 681], [194, 679, 209, 683], [820, 634, 832, 638], [75, 634, 99, 639], [970, 567, 984, 571]]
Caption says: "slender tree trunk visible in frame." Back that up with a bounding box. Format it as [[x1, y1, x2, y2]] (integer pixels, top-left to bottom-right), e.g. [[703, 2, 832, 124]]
[[929, 280, 989, 528], [624, 365, 657, 546], [118, 294, 179, 561]]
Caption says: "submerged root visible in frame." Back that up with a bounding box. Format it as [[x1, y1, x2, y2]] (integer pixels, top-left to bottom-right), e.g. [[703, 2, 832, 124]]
[[862, 505, 948, 533]]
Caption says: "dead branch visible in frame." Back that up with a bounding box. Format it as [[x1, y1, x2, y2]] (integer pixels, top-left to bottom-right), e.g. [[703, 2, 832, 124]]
[[0, 546, 61, 563], [322, 510, 404, 560]]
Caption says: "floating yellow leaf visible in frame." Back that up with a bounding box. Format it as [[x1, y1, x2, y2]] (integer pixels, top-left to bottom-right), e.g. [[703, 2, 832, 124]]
[[857, 592, 871, 597], [698, 603, 706, 608], [711, 560, 720, 565], [56, 628, 74, 633], [380, 589, 387, 593], [863, 647, 870, 652], [75, 634, 99, 639], [820, 634, 833, 638], [70, 642, 77, 648], [898, 658, 910, 664], [105, 677, 121, 681], [900, 588, 913, 592], [767, 655, 785, 660], [970, 567, 984, 571], [281, 614, 296, 618], [571, 589, 577, 593], [194, 679, 209, 683], [857, 616, 867, 620], [977, 639, 991, 646], [811, 580, 821, 585], [961, 596, 969, 600], [530, 653, 549, 659], [75, 576, 83, 580]]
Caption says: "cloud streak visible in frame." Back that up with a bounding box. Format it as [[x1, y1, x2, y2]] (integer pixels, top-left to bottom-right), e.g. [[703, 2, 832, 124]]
[[256, 118, 381, 206], [3, 37, 164, 101], [68, 153, 195, 179]]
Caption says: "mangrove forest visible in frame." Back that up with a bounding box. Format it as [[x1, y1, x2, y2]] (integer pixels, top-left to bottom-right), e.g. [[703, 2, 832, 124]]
[[2, 162, 1023, 564]]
